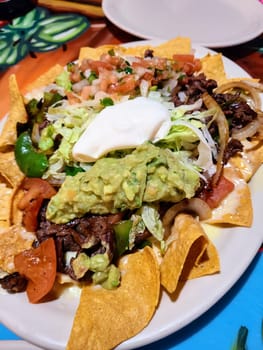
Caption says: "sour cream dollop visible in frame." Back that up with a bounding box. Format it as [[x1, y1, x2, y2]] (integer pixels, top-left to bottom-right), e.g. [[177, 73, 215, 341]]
[[72, 97, 171, 162]]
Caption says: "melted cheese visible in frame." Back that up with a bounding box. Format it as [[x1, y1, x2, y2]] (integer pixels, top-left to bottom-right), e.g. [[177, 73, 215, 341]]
[[72, 97, 171, 162]]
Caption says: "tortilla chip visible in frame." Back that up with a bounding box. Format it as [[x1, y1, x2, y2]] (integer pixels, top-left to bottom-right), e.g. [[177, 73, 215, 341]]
[[188, 239, 220, 279], [79, 37, 192, 63], [0, 75, 27, 149], [206, 165, 253, 227], [25, 64, 64, 93], [10, 187, 24, 226], [154, 37, 192, 56], [123, 37, 192, 58], [160, 213, 210, 294], [0, 182, 13, 225], [0, 225, 35, 273], [201, 53, 227, 85], [0, 151, 24, 188], [79, 45, 125, 62], [66, 246, 160, 350], [230, 140, 263, 182]]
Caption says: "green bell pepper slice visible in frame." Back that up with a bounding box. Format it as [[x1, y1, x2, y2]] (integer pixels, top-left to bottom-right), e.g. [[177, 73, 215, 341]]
[[15, 131, 48, 178], [113, 220, 133, 257]]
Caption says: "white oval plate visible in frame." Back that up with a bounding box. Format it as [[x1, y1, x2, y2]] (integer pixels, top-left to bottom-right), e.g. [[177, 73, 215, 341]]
[[102, 0, 263, 48], [0, 42, 262, 350]]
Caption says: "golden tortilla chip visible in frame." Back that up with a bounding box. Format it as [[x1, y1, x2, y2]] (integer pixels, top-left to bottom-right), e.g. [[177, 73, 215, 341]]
[[201, 53, 227, 85], [160, 213, 213, 294], [206, 165, 253, 227], [79, 45, 125, 62], [79, 37, 192, 63], [10, 187, 24, 226], [153, 37, 192, 56], [24, 64, 64, 94], [0, 151, 24, 188], [0, 225, 35, 273], [230, 140, 263, 182], [188, 239, 220, 279], [0, 75, 27, 149], [0, 182, 13, 225], [67, 246, 160, 350], [123, 37, 192, 58]]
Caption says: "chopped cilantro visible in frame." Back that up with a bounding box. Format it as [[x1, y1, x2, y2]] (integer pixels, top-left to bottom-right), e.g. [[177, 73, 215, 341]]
[[124, 66, 133, 74], [67, 62, 76, 72], [65, 165, 85, 176], [100, 97, 114, 107], [108, 48, 115, 56], [88, 71, 98, 84]]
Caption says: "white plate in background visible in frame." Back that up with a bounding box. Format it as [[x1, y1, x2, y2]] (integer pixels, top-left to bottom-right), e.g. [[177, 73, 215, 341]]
[[102, 0, 263, 47]]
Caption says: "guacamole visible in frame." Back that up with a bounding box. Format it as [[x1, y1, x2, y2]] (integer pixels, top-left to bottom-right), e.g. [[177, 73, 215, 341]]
[[46, 143, 200, 224]]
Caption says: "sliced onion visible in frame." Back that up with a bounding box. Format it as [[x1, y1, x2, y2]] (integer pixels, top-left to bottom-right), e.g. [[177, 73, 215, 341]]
[[31, 122, 40, 144], [72, 79, 89, 93], [162, 198, 212, 237], [214, 81, 262, 110], [202, 92, 229, 185], [162, 76, 178, 93], [232, 119, 260, 141], [139, 79, 150, 97], [172, 119, 215, 174], [239, 80, 263, 92], [177, 98, 203, 112]]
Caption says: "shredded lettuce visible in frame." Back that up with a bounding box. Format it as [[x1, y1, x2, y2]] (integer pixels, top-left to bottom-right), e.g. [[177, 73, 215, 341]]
[[155, 105, 217, 175], [37, 85, 218, 183], [40, 103, 97, 179], [141, 204, 164, 242], [55, 70, 72, 91], [129, 214, 146, 250]]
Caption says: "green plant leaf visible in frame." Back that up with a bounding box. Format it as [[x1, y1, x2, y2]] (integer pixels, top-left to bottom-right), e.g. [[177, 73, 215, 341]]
[[231, 326, 248, 350], [0, 43, 14, 65], [0, 41, 28, 68], [8, 7, 50, 29], [29, 38, 60, 52], [34, 14, 90, 43], [0, 9, 89, 69], [0, 31, 28, 66]]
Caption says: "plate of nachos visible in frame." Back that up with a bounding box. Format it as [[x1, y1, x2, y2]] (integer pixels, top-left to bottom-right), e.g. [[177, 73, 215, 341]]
[[0, 38, 262, 350]]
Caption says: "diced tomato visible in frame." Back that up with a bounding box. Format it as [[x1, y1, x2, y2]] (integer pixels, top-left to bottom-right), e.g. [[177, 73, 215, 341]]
[[203, 175, 235, 209], [14, 238, 57, 303], [65, 91, 82, 104], [18, 178, 56, 232], [87, 59, 114, 73], [108, 75, 137, 94], [21, 197, 43, 233], [173, 54, 195, 63], [173, 54, 202, 74]]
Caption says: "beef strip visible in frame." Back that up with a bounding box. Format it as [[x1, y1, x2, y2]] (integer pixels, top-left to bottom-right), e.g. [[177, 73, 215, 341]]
[[144, 49, 154, 58], [171, 73, 218, 106], [213, 93, 257, 130], [36, 203, 122, 276], [0, 272, 27, 293], [224, 138, 243, 164], [171, 75, 257, 136]]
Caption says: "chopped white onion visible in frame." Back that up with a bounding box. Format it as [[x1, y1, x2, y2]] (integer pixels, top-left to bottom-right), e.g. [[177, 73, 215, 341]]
[[232, 119, 260, 141], [162, 198, 212, 237], [172, 119, 215, 174], [72, 79, 89, 93]]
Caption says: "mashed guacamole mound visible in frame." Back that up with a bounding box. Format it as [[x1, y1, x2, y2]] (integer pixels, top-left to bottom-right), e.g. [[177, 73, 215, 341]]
[[46, 143, 200, 224]]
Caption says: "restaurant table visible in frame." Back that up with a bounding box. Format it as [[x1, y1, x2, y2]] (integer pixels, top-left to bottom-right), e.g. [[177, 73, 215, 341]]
[[0, 2, 262, 349]]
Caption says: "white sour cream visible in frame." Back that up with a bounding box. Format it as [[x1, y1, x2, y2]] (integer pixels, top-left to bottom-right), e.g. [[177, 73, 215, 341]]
[[72, 97, 171, 162]]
